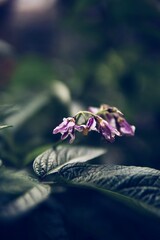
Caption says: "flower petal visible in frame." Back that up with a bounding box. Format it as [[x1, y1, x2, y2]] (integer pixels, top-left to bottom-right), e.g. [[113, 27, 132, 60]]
[[68, 132, 75, 144], [61, 131, 69, 140], [118, 118, 135, 136], [86, 117, 97, 131], [53, 117, 75, 134], [75, 125, 84, 132], [53, 118, 68, 134], [97, 117, 120, 142]]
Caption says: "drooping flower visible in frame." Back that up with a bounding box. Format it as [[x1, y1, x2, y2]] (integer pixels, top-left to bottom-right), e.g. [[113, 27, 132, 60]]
[[117, 117, 135, 136], [53, 104, 135, 143], [105, 109, 135, 137], [89, 104, 135, 137], [86, 117, 97, 131], [53, 117, 76, 143], [81, 117, 97, 136], [96, 116, 120, 142]]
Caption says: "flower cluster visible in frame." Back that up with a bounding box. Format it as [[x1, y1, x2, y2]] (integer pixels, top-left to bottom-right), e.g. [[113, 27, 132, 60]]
[[53, 104, 135, 143]]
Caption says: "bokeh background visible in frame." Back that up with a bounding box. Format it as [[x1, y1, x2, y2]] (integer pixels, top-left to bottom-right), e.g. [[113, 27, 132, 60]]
[[0, 0, 160, 169]]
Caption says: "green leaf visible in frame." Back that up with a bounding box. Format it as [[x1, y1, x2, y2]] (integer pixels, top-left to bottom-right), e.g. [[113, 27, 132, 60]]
[[33, 146, 106, 177], [51, 183, 160, 240], [1, 184, 51, 219], [0, 168, 51, 219], [0, 169, 36, 199], [57, 163, 160, 214]]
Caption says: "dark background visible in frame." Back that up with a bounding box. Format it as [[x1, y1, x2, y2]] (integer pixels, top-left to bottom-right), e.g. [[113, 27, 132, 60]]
[[0, 0, 160, 169]]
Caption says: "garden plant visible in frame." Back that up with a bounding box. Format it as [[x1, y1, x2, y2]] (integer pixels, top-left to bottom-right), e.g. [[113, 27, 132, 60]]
[[0, 103, 160, 240]]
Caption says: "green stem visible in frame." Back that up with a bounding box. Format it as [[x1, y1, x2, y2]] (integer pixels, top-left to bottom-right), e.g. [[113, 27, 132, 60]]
[[97, 110, 107, 115], [75, 111, 97, 123], [75, 110, 108, 121], [75, 110, 97, 118]]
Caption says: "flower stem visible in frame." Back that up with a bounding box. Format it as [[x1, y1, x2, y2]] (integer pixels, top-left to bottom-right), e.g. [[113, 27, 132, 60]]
[[75, 110, 97, 118]]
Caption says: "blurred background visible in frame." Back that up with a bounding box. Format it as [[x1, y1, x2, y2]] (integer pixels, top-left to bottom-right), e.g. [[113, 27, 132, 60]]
[[0, 0, 160, 169]]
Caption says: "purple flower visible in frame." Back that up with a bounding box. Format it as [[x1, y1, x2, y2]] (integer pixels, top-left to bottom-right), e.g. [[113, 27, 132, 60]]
[[53, 117, 98, 143], [96, 116, 120, 142], [86, 117, 97, 130], [106, 113, 135, 137], [117, 117, 135, 136], [90, 104, 135, 137], [53, 104, 135, 144], [53, 117, 76, 143], [81, 117, 97, 135]]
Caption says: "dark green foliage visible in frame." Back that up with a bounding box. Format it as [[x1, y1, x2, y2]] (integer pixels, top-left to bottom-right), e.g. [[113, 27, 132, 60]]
[[33, 146, 106, 177], [0, 0, 160, 239], [1, 146, 160, 239], [0, 168, 50, 217], [58, 163, 160, 211]]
